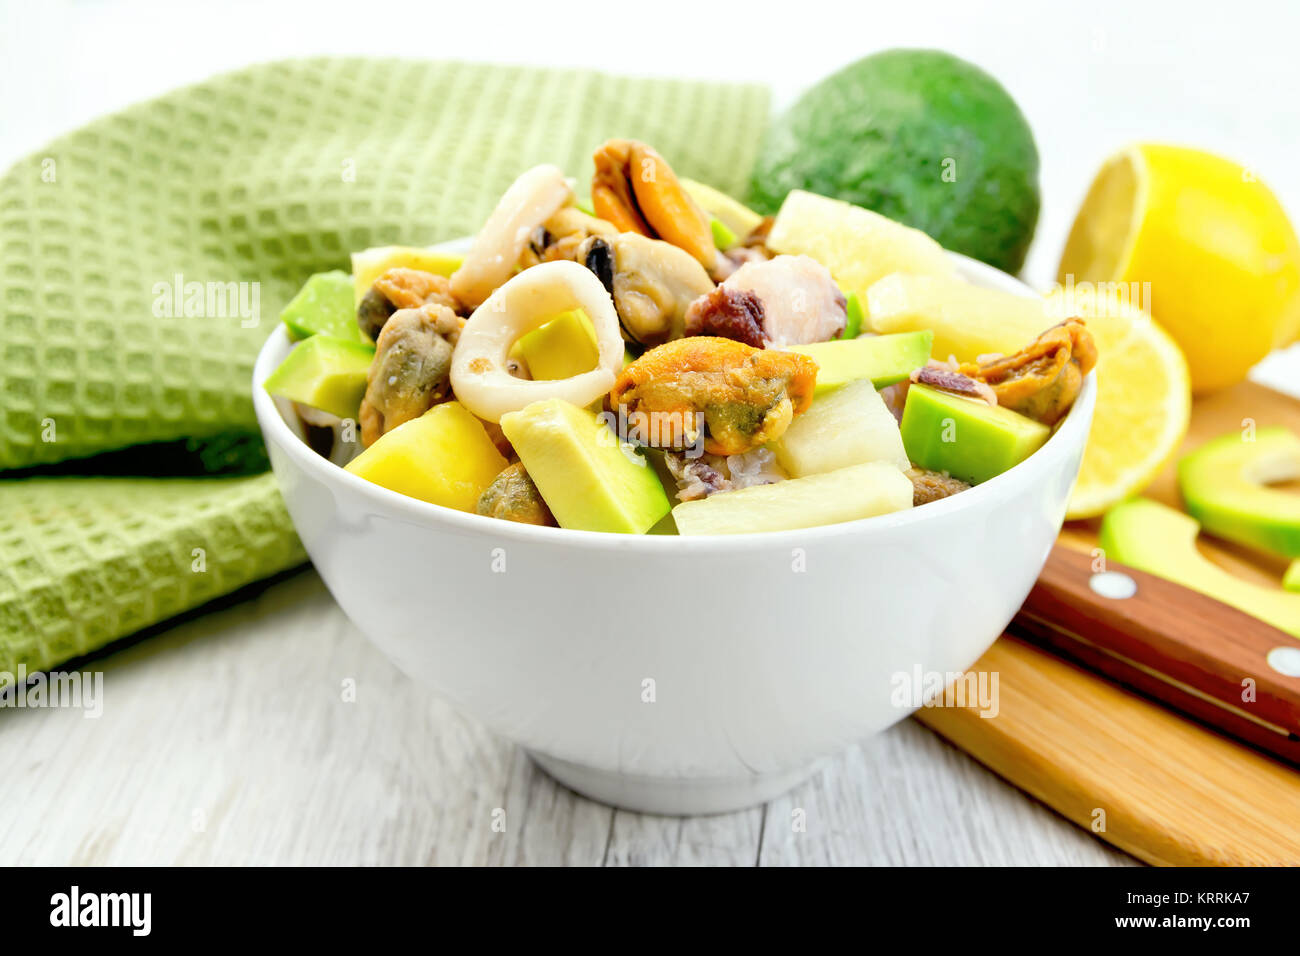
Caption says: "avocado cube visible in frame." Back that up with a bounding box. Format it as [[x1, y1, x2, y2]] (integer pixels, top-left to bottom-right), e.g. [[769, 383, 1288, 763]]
[[839, 291, 865, 339], [1178, 426, 1300, 557], [280, 270, 366, 343], [787, 330, 932, 396], [263, 335, 375, 420], [345, 402, 507, 512], [900, 384, 1049, 484], [500, 399, 670, 534], [709, 217, 738, 250]]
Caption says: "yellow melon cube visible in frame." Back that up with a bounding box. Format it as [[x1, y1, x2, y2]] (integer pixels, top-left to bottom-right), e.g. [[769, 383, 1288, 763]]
[[345, 402, 506, 511], [351, 245, 465, 305], [515, 310, 599, 381]]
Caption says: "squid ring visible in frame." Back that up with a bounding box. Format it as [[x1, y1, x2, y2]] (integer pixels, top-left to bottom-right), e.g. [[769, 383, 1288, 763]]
[[449, 164, 574, 309], [450, 260, 623, 423]]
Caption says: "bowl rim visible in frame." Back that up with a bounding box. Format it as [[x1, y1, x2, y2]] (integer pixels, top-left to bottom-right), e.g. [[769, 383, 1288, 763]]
[[252, 249, 1096, 551]]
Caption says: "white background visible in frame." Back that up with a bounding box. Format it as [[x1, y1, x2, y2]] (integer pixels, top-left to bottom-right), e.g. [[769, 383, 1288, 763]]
[[3, 0, 1298, 294]]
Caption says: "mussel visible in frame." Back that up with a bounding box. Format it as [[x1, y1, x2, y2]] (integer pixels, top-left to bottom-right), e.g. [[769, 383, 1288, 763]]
[[578, 233, 714, 347]]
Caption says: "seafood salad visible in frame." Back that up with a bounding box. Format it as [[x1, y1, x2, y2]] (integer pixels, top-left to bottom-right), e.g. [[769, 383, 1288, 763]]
[[264, 139, 1097, 535]]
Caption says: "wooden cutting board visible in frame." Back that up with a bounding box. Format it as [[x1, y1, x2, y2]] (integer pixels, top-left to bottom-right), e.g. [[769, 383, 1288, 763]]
[[916, 380, 1300, 866]]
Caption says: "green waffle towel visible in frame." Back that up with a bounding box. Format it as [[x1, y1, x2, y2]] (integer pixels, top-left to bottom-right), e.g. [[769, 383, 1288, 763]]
[[0, 58, 770, 676]]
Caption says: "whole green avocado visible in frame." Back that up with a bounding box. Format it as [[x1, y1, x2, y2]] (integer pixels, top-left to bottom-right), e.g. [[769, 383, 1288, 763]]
[[750, 49, 1041, 274]]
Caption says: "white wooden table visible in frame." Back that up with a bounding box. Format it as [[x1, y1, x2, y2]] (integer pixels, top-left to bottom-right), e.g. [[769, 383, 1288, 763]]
[[0, 568, 1132, 866]]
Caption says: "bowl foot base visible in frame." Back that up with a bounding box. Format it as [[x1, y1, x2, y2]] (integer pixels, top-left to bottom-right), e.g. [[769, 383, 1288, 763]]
[[528, 751, 822, 815]]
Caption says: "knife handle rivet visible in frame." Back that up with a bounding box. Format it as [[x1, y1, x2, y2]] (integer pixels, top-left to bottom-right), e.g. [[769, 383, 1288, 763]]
[[1089, 571, 1137, 600], [1266, 646, 1300, 677]]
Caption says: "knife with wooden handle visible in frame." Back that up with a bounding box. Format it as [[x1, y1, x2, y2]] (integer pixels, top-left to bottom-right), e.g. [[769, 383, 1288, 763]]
[[1012, 544, 1300, 766]]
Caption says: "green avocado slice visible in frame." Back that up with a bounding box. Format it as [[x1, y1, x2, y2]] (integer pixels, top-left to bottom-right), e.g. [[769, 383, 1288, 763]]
[[1178, 426, 1300, 557], [1101, 498, 1300, 638]]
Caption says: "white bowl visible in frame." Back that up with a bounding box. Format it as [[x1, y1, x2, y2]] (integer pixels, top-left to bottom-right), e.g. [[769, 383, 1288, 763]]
[[252, 250, 1095, 815]]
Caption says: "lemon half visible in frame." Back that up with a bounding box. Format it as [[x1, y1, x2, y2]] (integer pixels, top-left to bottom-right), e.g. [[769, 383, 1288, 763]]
[[1058, 144, 1300, 394], [1056, 291, 1191, 519]]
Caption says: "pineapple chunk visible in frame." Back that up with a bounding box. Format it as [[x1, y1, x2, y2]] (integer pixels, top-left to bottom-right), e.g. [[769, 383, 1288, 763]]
[[345, 402, 506, 511], [673, 461, 913, 535], [351, 245, 465, 305], [866, 273, 1055, 363], [767, 190, 953, 301], [680, 177, 765, 240], [771, 379, 908, 477]]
